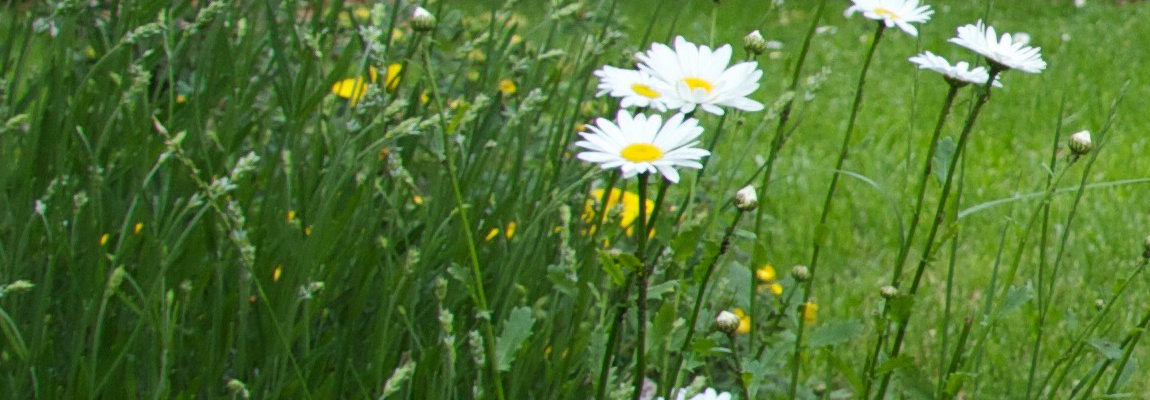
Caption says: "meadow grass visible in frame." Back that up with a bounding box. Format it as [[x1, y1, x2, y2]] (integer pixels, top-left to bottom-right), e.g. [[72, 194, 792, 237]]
[[0, 0, 1148, 399]]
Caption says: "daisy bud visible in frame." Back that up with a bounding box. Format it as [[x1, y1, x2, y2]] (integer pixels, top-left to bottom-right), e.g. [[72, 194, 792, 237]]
[[744, 30, 767, 55], [734, 185, 758, 211], [791, 265, 810, 282], [410, 7, 436, 32], [880, 285, 899, 299], [1095, 298, 1105, 311], [715, 311, 740, 334], [1068, 130, 1092, 156]]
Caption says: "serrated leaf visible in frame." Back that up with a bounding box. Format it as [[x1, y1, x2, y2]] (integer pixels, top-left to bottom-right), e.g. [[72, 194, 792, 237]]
[[646, 281, 677, 301], [1000, 285, 1033, 316], [1089, 338, 1123, 360], [808, 319, 863, 348], [597, 250, 625, 287], [932, 136, 957, 185], [495, 306, 536, 371]]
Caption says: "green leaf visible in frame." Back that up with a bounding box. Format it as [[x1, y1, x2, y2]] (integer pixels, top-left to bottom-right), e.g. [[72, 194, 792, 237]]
[[597, 250, 625, 287], [1088, 338, 1123, 360], [616, 253, 643, 272], [648, 303, 677, 349], [895, 364, 938, 400], [808, 319, 863, 348], [875, 355, 914, 375], [495, 306, 536, 371], [888, 295, 915, 323], [0, 307, 28, 361], [671, 223, 705, 263], [1000, 285, 1033, 316], [646, 280, 677, 301], [932, 136, 957, 185], [690, 337, 718, 357]]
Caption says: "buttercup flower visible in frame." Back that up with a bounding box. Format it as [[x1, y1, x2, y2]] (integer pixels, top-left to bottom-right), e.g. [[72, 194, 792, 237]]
[[731, 308, 751, 335], [908, 51, 1001, 87], [844, 0, 934, 37], [574, 110, 709, 183], [582, 188, 654, 236], [949, 20, 1047, 73], [636, 36, 764, 115], [593, 66, 670, 111]]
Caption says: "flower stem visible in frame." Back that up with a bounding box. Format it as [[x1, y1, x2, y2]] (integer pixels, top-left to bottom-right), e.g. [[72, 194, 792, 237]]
[[421, 43, 506, 400], [727, 333, 753, 400], [870, 68, 1001, 400], [631, 173, 652, 400], [788, 22, 885, 399], [864, 83, 960, 396], [662, 209, 746, 400], [750, 0, 828, 356]]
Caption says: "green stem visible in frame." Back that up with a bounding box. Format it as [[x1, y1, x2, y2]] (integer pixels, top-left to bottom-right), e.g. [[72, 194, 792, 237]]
[[727, 333, 753, 400], [872, 68, 1002, 400], [1104, 295, 1150, 394], [788, 21, 885, 399], [865, 83, 960, 396], [631, 173, 652, 400], [421, 43, 506, 400], [662, 209, 746, 399]]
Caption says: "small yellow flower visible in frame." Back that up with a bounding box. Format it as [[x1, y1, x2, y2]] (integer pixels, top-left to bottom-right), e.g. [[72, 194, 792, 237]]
[[99, 233, 109, 246], [412, 195, 424, 205], [175, 94, 187, 104], [304, 225, 313, 236], [273, 265, 283, 282], [498, 79, 517, 95], [419, 90, 430, 104], [391, 29, 404, 41], [505, 221, 516, 239], [510, 34, 523, 45], [582, 188, 654, 237], [755, 264, 776, 282], [331, 77, 371, 105], [384, 63, 402, 91], [802, 302, 818, 326], [768, 283, 783, 296], [133, 223, 144, 235], [84, 45, 98, 60], [574, 123, 586, 132], [467, 70, 480, 82], [485, 228, 500, 241], [352, 6, 370, 21], [732, 308, 752, 335], [287, 210, 297, 222]]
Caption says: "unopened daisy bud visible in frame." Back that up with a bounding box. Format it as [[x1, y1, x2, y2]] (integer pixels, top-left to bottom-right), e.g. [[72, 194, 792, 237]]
[[734, 185, 758, 211], [1095, 298, 1105, 311], [880, 285, 899, 299], [744, 30, 767, 55], [1068, 130, 1092, 156], [715, 311, 740, 334], [410, 7, 436, 32], [791, 265, 810, 282]]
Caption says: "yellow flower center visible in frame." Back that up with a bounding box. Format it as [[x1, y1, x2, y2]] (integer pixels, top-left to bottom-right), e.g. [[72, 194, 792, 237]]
[[682, 77, 713, 94], [874, 7, 898, 19], [631, 83, 660, 99], [620, 143, 663, 162]]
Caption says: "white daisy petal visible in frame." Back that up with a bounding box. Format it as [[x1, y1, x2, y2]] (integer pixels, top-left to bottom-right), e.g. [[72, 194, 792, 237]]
[[948, 20, 1047, 73], [634, 36, 765, 116], [844, 0, 934, 37], [574, 110, 710, 182]]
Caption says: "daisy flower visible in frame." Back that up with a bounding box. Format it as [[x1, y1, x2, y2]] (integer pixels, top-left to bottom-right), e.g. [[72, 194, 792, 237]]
[[574, 110, 709, 183], [908, 51, 1002, 87], [844, 0, 934, 37], [656, 388, 732, 400], [948, 20, 1047, 73], [635, 36, 764, 115], [593, 66, 670, 111]]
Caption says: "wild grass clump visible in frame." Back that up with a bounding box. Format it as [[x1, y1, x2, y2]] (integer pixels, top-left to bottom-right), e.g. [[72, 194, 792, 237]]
[[0, 0, 1148, 399]]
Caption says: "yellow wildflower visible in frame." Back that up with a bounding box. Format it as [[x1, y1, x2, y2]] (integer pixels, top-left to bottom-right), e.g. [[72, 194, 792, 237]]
[[412, 195, 424, 205], [133, 223, 143, 234], [99, 233, 109, 246], [505, 222, 516, 239], [768, 283, 783, 296], [802, 302, 818, 325], [732, 308, 752, 335], [582, 188, 654, 237], [755, 264, 776, 282], [498, 79, 516, 95], [384, 63, 402, 91], [331, 66, 379, 105], [286, 210, 297, 222], [273, 265, 283, 282], [485, 228, 500, 241]]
